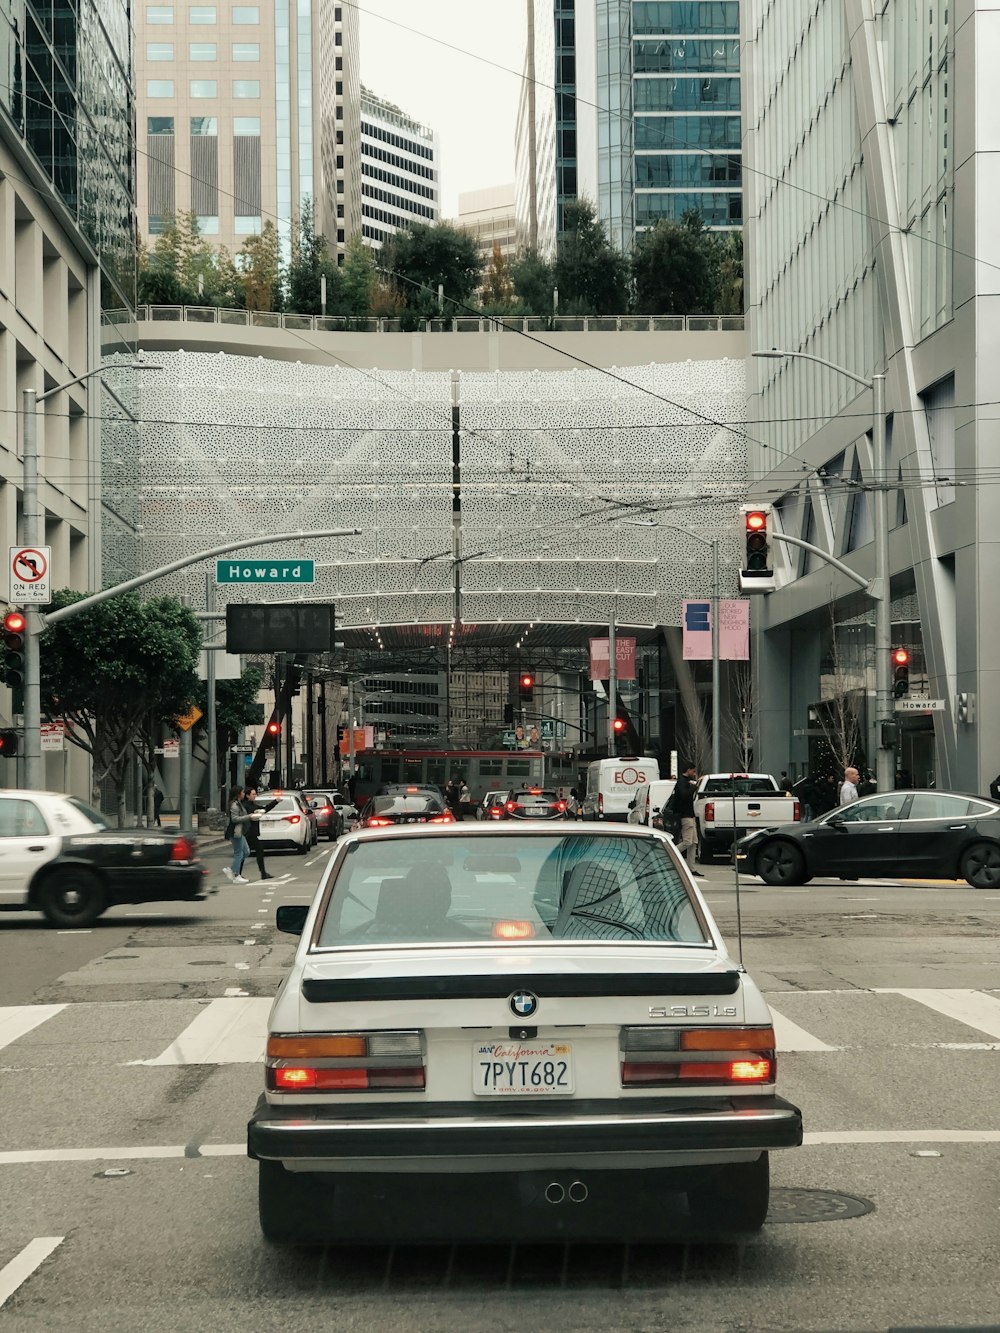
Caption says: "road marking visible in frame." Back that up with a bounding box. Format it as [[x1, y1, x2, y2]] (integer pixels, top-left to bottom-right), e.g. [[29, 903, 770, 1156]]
[[875, 988, 1000, 1041], [133, 996, 271, 1065], [223, 987, 248, 998], [56, 929, 91, 935], [804, 1130, 1000, 1145], [768, 1006, 838, 1052], [243, 939, 256, 946], [0, 1005, 66, 1053], [0, 1237, 63, 1309]]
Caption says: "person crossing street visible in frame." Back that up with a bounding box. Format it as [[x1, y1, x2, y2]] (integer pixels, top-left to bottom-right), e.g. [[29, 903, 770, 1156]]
[[242, 787, 272, 881]]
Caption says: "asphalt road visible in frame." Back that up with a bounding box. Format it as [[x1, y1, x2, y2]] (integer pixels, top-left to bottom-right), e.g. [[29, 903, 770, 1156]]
[[1, 842, 999, 1332]]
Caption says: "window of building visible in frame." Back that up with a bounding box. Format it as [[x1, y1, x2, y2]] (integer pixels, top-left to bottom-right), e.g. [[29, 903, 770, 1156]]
[[189, 42, 217, 59], [147, 116, 175, 134], [232, 79, 260, 97], [196, 216, 220, 234], [337, 229, 345, 243], [232, 4, 259, 19], [189, 80, 218, 97], [190, 116, 218, 135], [146, 80, 175, 97], [146, 5, 174, 21], [232, 42, 260, 60], [148, 215, 170, 234], [235, 216, 262, 233], [233, 116, 260, 134], [188, 5, 217, 20], [146, 42, 174, 60]]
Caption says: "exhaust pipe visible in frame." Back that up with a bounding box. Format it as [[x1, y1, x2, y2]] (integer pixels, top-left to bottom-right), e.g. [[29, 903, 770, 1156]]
[[544, 1182, 565, 1204], [568, 1180, 589, 1203]]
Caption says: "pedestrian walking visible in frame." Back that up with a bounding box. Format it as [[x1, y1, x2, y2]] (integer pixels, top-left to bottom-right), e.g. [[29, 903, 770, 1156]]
[[242, 787, 272, 881], [459, 778, 471, 817], [779, 771, 794, 793], [153, 787, 164, 827], [990, 773, 1000, 803], [445, 779, 463, 821], [839, 767, 860, 806], [672, 761, 702, 877], [791, 774, 814, 822], [223, 785, 250, 883]]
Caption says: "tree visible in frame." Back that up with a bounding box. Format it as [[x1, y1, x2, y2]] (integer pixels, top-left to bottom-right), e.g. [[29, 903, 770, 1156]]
[[286, 198, 342, 314], [480, 243, 518, 312], [510, 249, 555, 318], [631, 211, 721, 314], [724, 662, 756, 771], [554, 199, 630, 315], [714, 230, 744, 315], [39, 592, 202, 826], [811, 609, 867, 780], [379, 221, 483, 321], [341, 232, 378, 316], [238, 220, 283, 313]]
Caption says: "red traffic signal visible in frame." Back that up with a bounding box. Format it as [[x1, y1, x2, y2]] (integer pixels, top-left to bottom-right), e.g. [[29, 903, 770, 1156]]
[[266, 720, 281, 736], [892, 648, 910, 666], [745, 510, 767, 532], [612, 717, 626, 733], [0, 729, 18, 757], [892, 647, 910, 698], [3, 610, 25, 634], [520, 674, 534, 690], [518, 673, 534, 701]]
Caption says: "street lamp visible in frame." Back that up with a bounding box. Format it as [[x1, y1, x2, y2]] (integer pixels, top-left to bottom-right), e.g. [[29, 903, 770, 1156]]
[[752, 349, 891, 793], [623, 519, 721, 771], [21, 362, 162, 791]]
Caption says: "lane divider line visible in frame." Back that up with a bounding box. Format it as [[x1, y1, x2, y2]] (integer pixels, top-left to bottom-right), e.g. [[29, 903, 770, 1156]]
[[0, 1237, 64, 1309], [874, 987, 1000, 1041]]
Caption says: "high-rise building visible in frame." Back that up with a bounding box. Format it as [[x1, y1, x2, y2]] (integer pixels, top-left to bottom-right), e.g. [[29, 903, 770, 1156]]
[[136, 0, 360, 258], [359, 89, 438, 248], [742, 1, 992, 794], [516, 1, 742, 255], [452, 186, 517, 263]]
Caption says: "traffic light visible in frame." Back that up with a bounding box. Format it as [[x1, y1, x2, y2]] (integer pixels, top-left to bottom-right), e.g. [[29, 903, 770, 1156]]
[[2, 610, 25, 689], [265, 719, 281, 746], [0, 729, 17, 757], [612, 717, 626, 735], [503, 703, 514, 725], [518, 673, 534, 702], [957, 692, 976, 724], [892, 648, 910, 698], [738, 505, 777, 594]]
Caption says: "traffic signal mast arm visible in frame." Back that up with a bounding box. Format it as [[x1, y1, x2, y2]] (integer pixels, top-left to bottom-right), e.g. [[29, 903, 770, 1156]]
[[768, 531, 873, 593]]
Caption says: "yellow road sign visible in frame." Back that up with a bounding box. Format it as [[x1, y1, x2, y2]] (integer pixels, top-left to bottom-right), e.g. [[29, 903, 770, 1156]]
[[175, 705, 204, 732]]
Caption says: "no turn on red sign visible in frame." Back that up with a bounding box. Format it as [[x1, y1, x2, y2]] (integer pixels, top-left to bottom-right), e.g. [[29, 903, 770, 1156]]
[[9, 545, 51, 604]]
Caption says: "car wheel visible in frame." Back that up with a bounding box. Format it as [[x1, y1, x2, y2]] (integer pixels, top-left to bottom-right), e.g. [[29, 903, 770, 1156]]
[[687, 1154, 769, 1236], [258, 1160, 328, 1244], [296, 839, 310, 855], [756, 840, 806, 886], [37, 868, 107, 928], [960, 841, 1000, 889]]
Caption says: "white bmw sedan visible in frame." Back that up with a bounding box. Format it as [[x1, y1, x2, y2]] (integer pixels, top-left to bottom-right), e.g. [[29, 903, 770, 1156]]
[[247, 823, 802, 1244]]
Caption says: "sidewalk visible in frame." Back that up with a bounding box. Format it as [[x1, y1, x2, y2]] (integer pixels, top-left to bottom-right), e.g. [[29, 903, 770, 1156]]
[[156, 812, 228, 849]]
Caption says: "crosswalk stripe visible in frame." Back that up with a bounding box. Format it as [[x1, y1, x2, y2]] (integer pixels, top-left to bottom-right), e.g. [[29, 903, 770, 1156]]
[[768, 1006, 838, 1052], [0, 1005, 66, 1053], [135, 997, 272, 1065], [875, 988, 1000, 1041]]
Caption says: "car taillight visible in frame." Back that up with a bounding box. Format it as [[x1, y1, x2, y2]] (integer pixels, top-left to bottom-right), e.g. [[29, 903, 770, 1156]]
[[170, 836, 195, 863], [704, 802, 715, 822], [489, 806, 503, 818], [792, 800, 801, 822], [505, 800, 520, 813], [619, 1026, 776, 1088], [266, 1031, 424, 1093], [428, 812, 453, 823], [598, 793, 604, 814], [321, 805, 332, 813], [285, 814, 301, 824], [492, 919, 535, 940], [555, 800, 566, 812], [367, 816, 393, 827]]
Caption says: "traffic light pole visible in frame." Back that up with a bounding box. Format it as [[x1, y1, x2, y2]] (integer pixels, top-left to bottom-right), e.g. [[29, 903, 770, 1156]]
[[607, 618, 616, 756], [21, 390, 42, 789]]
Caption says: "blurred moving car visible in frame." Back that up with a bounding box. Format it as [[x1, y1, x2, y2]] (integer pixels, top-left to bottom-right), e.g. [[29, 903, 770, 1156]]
[[500, 788, 568, 820], [0, 790, 206, 927], [248, 822, 802, 1244], [736, 789, 1000, 888], [256, 793, 314, 854], [477, 790, 511, 820], [331, 792, 358, 827], [356, 793, 454, 829], [303, 791, 341, 841]]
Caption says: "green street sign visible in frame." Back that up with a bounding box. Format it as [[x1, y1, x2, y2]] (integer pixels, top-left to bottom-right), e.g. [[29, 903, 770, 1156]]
[[502, 730, 517, 747], [216, 559, 315, 584], [540, 719, 555, 739]]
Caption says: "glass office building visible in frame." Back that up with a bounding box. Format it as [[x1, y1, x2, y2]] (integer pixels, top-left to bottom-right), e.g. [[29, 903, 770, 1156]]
[[0, 0, 137, 308]]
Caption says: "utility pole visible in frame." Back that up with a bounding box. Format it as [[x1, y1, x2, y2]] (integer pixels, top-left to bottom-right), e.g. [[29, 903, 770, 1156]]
[[608, 617, 617, 756], [710, 537, 721, 772], [205, 574, 219, 812], [871, 373, 892, 793], [20, 389, 42, 790]]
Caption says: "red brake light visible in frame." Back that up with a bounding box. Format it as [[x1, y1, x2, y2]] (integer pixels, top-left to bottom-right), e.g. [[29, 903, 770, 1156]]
[[271, 1066, 425, 1092], [792, 800, 800, 821], [285, 814, 301, 824], [489, 806, 502, 818], [170, 836, 195, 862], [555, 800, 566, 811], [527, 788, 543, 795], [505, 800, 519, 812], [598, 793, 604, 813], [492, 919, 535, 940], [704, 801, 715, 821], [367, 816, 393, 827], [428, 812, 454, 823]]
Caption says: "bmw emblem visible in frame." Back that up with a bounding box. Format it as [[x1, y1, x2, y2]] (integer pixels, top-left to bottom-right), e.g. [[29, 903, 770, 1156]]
[[509, 991, 538, 1019]]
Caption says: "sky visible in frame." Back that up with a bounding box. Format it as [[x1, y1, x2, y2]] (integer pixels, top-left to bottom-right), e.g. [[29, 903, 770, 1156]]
[[359, 1, 526, 218]]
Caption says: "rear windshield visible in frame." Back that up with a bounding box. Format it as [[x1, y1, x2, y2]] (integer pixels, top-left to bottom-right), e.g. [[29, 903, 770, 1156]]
[[316, 834, 708, 948], [700, 777, 779, 796], [371, 795, 444, 814]]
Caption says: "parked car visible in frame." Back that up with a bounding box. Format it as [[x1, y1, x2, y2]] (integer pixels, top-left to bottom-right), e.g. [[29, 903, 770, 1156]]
[[628, 779, 677, 829], [256, 793, 314, 853], [581, 756, 660, 822], [355, 793, 454, 829], [303, 791, 341, 840], [694, 773, 798, 862], [477, 790, 511, 820], [499, 788, 568, 820], [735, 789, 1000, 888], [0, 790, 207, 927], [331, 792, 358, 827], [248, 822, 802, 1244]]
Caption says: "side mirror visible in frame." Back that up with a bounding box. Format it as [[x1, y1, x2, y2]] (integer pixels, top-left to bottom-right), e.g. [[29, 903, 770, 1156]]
[[827, 814, 846, 830], [276, 904, 309, 936]]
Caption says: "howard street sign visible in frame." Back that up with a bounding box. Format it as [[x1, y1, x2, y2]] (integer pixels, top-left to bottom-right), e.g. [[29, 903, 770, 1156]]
[[216, 559, 315, 584], [895, 698, 945, 712]]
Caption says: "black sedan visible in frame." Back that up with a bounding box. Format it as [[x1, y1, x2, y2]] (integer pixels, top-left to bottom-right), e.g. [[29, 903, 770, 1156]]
[[735, 789, 1000, 888], [0, 790, 208, 927]]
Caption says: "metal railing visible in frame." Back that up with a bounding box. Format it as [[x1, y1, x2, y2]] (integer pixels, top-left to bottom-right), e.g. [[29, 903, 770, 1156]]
[[102, 306, 745, 334]]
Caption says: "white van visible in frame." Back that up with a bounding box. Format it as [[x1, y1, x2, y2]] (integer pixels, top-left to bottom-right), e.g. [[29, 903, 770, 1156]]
[[582, 756, 660, 822], [627, 778, 677, 827]]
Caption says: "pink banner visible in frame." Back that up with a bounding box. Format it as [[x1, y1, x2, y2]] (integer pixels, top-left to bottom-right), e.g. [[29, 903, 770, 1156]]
[[589, 636, 637, 680], [682, 600, 750, 661]]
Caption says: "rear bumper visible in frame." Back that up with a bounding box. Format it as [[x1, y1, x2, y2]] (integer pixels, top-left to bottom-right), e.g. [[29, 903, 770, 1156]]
[[248, 1094, 802, 1167], [106, 865, 206, 905]]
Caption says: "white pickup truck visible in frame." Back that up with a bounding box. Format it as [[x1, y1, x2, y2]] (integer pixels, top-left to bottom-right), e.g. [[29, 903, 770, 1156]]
[[693, 773, 799, 862]]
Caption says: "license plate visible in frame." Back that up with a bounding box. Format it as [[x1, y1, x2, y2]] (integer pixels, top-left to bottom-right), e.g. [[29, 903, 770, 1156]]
[[473, 1041, 574, 1096]]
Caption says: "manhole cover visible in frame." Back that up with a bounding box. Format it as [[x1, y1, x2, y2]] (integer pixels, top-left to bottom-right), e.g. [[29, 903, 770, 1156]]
[[767, 1187, 874, 1224]]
